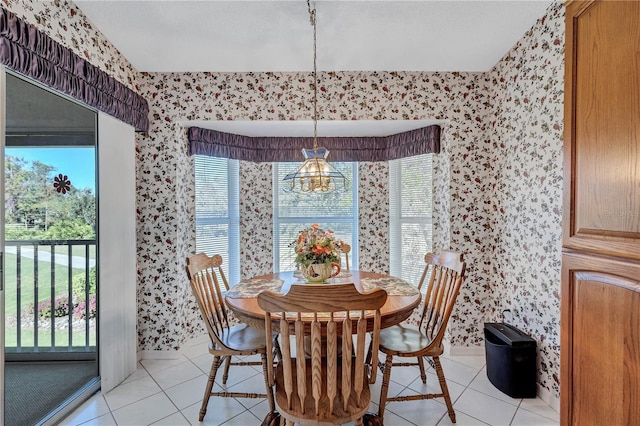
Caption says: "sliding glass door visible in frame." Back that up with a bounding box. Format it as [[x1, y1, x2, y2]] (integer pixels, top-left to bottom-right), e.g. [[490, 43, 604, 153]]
[[2, 71, 99, 425]]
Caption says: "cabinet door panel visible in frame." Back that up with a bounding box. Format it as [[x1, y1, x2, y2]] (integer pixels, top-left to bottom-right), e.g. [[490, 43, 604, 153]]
[[560, 251, 640, 425], [563, 0, 640, 259]]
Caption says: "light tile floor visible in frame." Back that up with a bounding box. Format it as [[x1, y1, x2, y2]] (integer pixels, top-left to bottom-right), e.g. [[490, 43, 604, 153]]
[[60, 336, 559, 426]]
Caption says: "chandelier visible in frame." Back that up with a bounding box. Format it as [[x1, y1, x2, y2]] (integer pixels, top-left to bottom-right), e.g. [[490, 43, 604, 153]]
[[283, 0, 348, 194]]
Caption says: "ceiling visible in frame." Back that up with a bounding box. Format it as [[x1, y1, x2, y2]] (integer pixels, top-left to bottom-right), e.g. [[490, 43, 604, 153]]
[[74, 0, 554, 136], [75, 0, 554, 73]]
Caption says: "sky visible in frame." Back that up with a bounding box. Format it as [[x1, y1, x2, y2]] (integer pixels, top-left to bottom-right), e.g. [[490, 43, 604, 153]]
[[6, 147, 96, 191]]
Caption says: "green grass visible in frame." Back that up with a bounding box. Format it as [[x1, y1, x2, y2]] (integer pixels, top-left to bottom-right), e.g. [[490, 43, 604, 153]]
[[48, 244, 96, 258], [3, 252, 85, 315], [4, 324, 96, 348], [17, 244, 97, 259], [4, 252, 95, 348]]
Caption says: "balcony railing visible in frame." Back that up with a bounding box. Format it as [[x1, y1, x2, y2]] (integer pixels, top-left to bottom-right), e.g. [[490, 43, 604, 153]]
[[4, 239, 96, 354]]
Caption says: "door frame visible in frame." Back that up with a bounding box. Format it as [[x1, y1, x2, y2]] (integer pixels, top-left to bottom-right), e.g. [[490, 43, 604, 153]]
[[1, 66, 138, 425], [1, 67, 102, 425], [0, 64, 6, 426]]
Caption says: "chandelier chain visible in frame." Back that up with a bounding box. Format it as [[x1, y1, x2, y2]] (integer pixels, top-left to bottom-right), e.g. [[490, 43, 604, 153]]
[[307, 0, 318, 149], [280, 0, 347, 193]]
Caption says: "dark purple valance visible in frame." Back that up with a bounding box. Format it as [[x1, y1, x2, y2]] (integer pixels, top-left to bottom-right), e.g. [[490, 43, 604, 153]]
[[0, 8, 149, 132], [188, 125, 440, 162]]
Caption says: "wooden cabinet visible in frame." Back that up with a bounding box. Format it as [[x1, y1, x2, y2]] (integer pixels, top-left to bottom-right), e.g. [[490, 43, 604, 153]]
[[561, 1, 640, 425], [561, 251, 640, 425], [562, 0, 640, 259]]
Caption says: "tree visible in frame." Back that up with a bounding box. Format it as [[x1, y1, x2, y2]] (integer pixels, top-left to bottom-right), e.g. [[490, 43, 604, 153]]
[[4, 155, 96, 240], [5, 156, 56, 228]]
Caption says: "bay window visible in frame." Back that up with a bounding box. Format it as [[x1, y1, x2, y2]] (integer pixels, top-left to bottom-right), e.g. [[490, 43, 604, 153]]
[[273, 162, 358, 272], [194, 156, 240, 284], [389, 154, 433, 284]]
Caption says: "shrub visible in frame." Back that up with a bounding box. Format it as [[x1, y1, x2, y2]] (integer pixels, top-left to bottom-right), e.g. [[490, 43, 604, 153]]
[[30, 294, 96, 320], [36, 296, 71, 319], [72, 266, 97, 298], [73, 295, 97, 319], [5, 226, 46, 240], [44, 220, 94, 240]]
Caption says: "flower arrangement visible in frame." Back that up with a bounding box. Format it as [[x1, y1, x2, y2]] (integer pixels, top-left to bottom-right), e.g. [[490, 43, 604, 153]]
[[293, 224, 343, 265]]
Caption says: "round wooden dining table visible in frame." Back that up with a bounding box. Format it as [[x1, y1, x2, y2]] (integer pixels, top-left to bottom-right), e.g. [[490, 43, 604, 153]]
[[225, 270, 421, 330]]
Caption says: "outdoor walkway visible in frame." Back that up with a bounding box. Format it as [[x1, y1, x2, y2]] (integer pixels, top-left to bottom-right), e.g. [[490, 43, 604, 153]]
[[4, 245, 96, 268]]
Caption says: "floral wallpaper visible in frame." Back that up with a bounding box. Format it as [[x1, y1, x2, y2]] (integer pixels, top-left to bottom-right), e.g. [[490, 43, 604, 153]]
[[358, 162, 389, 274], [2, 0, 141, 92], [136, 69, 502, 353], [4, 0, 564, 401], [239, 161, 274, 279], [135, 119, 182, 349], [488, 2, 565, 398]]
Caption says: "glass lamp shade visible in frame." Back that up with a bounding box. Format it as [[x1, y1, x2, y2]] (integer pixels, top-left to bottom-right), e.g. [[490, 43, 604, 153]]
[[283, 147, 348, 193]]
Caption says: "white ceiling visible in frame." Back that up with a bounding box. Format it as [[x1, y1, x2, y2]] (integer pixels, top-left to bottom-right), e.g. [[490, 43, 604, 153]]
[[75, 0, 554, 73], [74, 0, 554, 136]]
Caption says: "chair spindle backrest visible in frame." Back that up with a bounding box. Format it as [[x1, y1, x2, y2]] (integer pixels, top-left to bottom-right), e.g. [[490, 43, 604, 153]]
[[185, 253, 232, 349], [416, 251, 466, 345], [341, 243, 352, 271], [258, 283, 387, 417]]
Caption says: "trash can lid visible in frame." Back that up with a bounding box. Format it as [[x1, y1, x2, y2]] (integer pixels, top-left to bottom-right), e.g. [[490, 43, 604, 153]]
[[484, 322, 536, 346]]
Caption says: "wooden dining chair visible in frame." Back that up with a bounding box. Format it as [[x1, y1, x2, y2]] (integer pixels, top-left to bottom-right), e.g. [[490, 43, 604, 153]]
[[258, 283, 387, 426], [185, 253, 275, 421], [377, 250, 466, 423]]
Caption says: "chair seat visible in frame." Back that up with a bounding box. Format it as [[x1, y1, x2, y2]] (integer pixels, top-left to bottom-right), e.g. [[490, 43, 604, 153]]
[[378, 324, 444, 357], [210, 323, 269, 354], [274, 358, 371, 425]]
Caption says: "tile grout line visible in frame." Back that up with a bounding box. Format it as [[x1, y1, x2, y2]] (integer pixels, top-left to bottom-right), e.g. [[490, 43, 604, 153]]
[[508, 399, 524, 426], [130, 360, 186, 425], [103, 361, 166, 416], [65, 355, 558, 426], [436, 360, 491, 425], [169, 356, 219, 424], [183, 355, 268, 422]]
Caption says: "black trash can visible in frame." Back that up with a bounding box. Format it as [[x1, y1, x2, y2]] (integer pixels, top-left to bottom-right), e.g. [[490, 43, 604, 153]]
[[484, 322, 537, 398]]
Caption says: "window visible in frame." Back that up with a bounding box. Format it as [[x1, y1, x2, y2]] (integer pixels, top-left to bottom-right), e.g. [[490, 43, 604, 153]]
[[273, 162, 358, 272], [194, 156, 240, 285], [389, 154, 433, 284]]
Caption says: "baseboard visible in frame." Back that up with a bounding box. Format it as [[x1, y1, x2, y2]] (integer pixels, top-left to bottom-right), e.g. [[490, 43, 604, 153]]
[[446, 341, 560, 411], [448, 344, 485, 356], [537, 384, 561, 413], [183, 333, 210, 347], [137, 349, 183, 360], [138, 333, 209, 361]]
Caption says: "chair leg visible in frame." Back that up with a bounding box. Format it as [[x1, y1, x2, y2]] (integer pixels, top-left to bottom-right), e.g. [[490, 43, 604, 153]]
[[200, 355, 224, 421], [433, 356, 456, 423], [377, 353, 394, 421], [261, 351, 276, 413], [417, 355, 427, 383], [222, 355, 232, 384]]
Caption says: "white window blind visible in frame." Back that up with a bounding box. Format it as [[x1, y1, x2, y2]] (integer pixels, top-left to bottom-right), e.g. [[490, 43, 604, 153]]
[[389, 154, 433, 285], [273, 162, 358, 272], [194, 156, 240, 285]]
